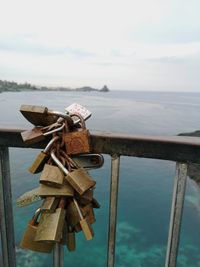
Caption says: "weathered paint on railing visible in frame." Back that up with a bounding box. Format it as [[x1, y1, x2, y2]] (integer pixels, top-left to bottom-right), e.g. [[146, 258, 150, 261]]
[[165, 163, 188, 267], [107, 155, 120, 267], [0, 146, 16, 267], [1, 128, 200, 163]]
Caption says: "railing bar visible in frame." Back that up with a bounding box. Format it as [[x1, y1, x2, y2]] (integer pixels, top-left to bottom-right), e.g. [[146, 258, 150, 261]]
[[0, 146, 16, 267], [165, 162, 188, 267], [53, 243, 64, 267], [107, 154, 120, 267]]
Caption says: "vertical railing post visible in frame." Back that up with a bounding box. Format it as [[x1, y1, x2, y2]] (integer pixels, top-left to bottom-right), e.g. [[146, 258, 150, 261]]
[[107, 154, 120, 267], [53, 243, 64, 267], [0, 146, 16, 267], [165, 162, 188, 267]]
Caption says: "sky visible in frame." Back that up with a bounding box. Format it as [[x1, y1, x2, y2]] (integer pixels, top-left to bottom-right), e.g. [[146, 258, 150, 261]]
[[0, 0, 200, 91]]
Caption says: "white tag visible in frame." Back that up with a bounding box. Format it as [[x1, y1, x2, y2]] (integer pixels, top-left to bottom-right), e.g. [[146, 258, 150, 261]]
[[65, 103, 92, 121]]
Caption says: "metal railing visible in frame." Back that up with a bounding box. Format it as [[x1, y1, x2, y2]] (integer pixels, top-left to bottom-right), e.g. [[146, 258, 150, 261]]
[[1, 128, 200, 267]]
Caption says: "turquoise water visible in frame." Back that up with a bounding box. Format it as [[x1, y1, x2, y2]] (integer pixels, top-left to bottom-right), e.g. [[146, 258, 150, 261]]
[[1, 90, 200, 266]]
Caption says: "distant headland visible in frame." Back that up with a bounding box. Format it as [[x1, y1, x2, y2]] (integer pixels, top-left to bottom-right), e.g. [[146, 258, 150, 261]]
[[0, 80, 109, 93]]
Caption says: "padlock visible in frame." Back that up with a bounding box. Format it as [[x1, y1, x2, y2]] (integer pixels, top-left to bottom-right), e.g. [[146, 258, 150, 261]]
[[66, 201, 81, 227], [51, 151, 96, 195], [72, 153, 104, 170], [66, 226, 76, 252], [20, 104, 73, 127], [38, 180, 74, 197], [39, 163, 64, 188], [91, 198, 101, 209], [64, 114, 91, 155], [21, 123, 65, 145], [81, 204, 96, 225], [73, 204, 95, 231], [73, 199, 94, 240], [75, 188, 93, 205], [20, 208, 54, 253], [21, 127, 44, 145], [16, 188, 41, 207], [29, 136, 60, 174], [65, 103, 92, 125], [35, 197, 67, 242], [40, 197, 60, 212]]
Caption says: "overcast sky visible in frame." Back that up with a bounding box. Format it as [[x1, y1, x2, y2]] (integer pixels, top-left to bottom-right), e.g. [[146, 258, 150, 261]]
[[0, 0, 200, 91]]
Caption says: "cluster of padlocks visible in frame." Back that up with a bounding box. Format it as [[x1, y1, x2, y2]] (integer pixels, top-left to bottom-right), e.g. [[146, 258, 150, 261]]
[[17, 103, 103, 253]]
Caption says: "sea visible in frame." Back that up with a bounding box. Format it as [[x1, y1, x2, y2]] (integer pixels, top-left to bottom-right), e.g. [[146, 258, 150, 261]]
[[0, 90, 200, 267]]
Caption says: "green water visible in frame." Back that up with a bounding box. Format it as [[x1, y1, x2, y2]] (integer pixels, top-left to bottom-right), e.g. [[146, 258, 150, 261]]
[[1, 90, 200, 266]]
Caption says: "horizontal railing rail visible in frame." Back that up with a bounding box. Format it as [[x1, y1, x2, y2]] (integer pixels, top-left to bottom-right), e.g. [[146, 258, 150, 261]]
[[1, 128, 200, 162], [1, 128, 200, 267]]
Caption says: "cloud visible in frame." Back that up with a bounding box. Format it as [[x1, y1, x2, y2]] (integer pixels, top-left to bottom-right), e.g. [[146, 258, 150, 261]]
[[0, 0, 199, 90]]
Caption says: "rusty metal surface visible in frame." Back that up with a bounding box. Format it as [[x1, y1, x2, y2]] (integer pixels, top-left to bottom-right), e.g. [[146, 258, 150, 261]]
[[0, 146, 17, 267], [165, 163, 188, 267], [107, 155, 120, 267], [53, 243, 64, 267], [1, 128, 200, 163]]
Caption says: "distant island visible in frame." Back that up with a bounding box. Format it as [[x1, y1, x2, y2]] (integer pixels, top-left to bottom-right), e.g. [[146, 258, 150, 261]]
[[0, 80, 109, 93]]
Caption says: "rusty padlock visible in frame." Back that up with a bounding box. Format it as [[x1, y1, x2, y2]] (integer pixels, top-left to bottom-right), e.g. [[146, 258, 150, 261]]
[[66, 200, 81, 228], [64, 114, 91, 155], [20, 208, 54, 253], [21, 123, 65, 145], [75, 188, 93, 206], [35, 197, 67, 242]]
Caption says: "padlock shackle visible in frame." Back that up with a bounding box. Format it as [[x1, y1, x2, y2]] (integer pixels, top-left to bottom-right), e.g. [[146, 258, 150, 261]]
[[29, 208, 41, 226], [73, 198, 83, 220], [48, 110, 72, 124], [44, 136, 60, 153], [51, 150, 70, 175], [70, 113, 86, 129], [43, 123, 65, 136], [60, 150, 79, 169]]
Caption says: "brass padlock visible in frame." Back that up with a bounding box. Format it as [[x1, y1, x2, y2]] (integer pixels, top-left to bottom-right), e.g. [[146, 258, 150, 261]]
[[20, 105, 57, 126], [73, 199, 94, 240], [29, 136, 60, 174], [40, 197, 60, 212], [51, 151, 96, 195], [64, 114, 91, 155], [20, 208, 54, 253], [21, 123, 65, 145], [39, 163, 64, 188], [38, 180, 74, 197], [35, 197, 67, 242], [20, 104, 73, 127]]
